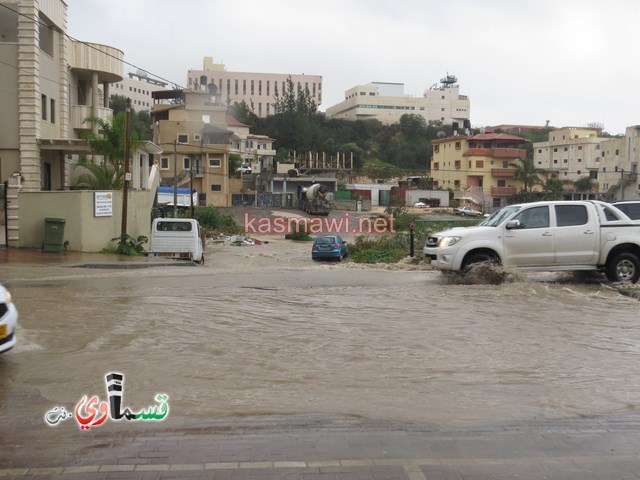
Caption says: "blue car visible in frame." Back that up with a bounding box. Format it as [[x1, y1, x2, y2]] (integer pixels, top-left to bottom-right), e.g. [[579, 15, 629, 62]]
[[312, 235, 348, 261]]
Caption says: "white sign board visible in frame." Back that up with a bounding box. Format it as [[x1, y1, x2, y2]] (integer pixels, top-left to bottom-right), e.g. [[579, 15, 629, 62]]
[[94, 191, 113, 217]]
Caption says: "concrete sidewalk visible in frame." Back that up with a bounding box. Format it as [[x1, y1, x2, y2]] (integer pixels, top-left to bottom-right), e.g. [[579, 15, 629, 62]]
[[3, 414, 640, 479]]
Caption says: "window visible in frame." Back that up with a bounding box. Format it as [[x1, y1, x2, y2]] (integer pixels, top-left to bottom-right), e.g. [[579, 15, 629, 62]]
[[455, 142, 461, 150], [564, 147, 568, 151], [50, 98, 55, 124], [555, 205, 588, 227], [183, 157, 190, 170], [235, 79, 238, 95], [476, 160, 484, 168], [453, 180, 460, 187], [434, 145, 440, 153], [41, 94, 47, 120], [433, 162, 439, 170], [242, 80, 246, 95], [177, 134, 188, 144], [553, 148, 558, 152], [497, 180, 506, 187], [251, 80, 254, 95], [209, 158, 221, 167], [258, 80, 262, 95], [211, 184, 222, 192], [454, 160, 461, 169], [160, 157, 169, 170], [39, 20, 54, 56], [578, 146, 583, 150], [193, 134, 201, 142], [513, 206, 550, 229], [157, 221, 192, 232]]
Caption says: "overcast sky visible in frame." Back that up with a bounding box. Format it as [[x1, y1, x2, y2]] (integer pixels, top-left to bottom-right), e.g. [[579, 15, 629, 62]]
[[67, 0, 639, 135]]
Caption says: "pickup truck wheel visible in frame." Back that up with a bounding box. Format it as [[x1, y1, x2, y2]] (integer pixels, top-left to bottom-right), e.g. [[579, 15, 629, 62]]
[[606, 252, 640, 283], [462, 252, 498, 271]]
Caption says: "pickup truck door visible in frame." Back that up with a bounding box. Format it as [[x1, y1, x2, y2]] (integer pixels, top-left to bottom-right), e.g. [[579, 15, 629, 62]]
[[503, 205, 555, 266], [552, 204, 599, 265]]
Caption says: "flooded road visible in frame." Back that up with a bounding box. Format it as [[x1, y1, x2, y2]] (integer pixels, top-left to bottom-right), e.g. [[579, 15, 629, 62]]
[[2, 238, 640, 434]]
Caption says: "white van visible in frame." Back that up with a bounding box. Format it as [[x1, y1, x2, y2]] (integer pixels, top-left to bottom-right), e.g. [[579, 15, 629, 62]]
[[149, 218, 205, 264]]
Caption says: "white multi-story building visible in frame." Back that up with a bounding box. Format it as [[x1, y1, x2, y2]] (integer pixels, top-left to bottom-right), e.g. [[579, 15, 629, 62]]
[[325, 74, 470, 126], [110, 71, 168, 111], [187, 57, 322, 117], [533, 126, 640, 200]]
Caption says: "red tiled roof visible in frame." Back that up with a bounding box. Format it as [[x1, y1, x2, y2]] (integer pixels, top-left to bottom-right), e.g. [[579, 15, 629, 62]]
[[226, 115, 250, 127]]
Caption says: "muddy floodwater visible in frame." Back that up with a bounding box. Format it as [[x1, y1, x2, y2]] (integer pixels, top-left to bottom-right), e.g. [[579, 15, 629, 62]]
[[2, 238, 640, 430]]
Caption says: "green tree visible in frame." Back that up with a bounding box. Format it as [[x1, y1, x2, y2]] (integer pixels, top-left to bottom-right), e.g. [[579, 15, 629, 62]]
[[228, 152, 243, 176], [511, 156, 543, 201], [73, 112, 139, 190], [543, 177, 565, 200], [109, 94, 152, 140], [574, 176, 598, 192]]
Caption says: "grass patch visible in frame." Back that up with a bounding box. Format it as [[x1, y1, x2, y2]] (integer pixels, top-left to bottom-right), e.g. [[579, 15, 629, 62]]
[[348, 235, 409, 264]]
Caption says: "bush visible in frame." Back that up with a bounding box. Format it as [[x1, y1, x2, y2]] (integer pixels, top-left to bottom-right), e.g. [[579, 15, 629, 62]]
[[348, 235, 409, 264], [289, 231, 312, 241], [191, 206, 242, 233], [110, 234, 148, 256]]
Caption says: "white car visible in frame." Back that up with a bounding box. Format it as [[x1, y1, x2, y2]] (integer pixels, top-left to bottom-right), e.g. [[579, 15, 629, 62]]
[[236, 164, 252, 174], [0, 284, 18, 354], [413, 202, 428, 208], [453, 206, 483, 217]]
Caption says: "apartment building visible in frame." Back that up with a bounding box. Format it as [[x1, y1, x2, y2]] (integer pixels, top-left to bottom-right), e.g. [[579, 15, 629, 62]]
[[187, 57, 322, 117], [325, 74, 470, 126], [533, 126, 640, 199], [110, 70, 167, 111], [0, 0, 123, 192], [151, 88, 242, 207], [430, 132, 527, 209], [226, 116, 275, 174]]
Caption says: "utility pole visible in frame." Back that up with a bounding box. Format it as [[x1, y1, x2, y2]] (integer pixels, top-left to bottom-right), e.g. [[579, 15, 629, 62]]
[[173, 139, 178, 217], [121, 98, 131, 238], [190, 163, 194, 218]]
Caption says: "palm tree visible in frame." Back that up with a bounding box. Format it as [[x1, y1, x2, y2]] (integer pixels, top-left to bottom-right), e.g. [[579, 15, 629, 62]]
[[72, 112, 139, 190], [543, 177, 566, 200], [511, 156, 543, 201]]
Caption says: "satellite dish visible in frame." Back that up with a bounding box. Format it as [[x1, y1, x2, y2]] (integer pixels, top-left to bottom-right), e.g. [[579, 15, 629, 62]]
[[437, 131, 446, 138]]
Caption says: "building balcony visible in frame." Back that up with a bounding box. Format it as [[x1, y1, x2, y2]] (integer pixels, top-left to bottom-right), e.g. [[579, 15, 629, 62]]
[[491, 168, 517, 177], [465, 148, 526, 159], [69, 41, 123, 83], [491, 186, 517, 197], [72, 105, 112, 131]]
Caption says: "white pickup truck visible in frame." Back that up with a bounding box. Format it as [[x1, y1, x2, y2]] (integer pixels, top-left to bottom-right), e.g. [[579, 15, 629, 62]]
[[423, 200, 640, 283]]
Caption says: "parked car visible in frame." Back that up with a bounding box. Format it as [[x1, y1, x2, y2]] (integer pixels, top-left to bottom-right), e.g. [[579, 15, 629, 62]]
[[453, 206, 483, 217], [612, 201, 640, 220], [312, 235, 348, 260], [236, 164, 252, 174], [413, 202, 428, 208], [0, 284, 18, 354]]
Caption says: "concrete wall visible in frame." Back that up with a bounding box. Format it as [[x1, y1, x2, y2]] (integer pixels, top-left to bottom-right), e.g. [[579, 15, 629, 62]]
[[405, 189, 450, 207], [18, 189, 154, 252]]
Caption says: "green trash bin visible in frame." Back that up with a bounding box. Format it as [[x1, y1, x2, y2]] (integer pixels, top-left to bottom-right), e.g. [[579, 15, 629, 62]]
[[43, 218, 66, 252]]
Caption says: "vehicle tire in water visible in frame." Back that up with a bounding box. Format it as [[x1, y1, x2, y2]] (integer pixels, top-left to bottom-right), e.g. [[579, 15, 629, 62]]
[[463, 252, 498, 271], [606, 252, 640, 283]]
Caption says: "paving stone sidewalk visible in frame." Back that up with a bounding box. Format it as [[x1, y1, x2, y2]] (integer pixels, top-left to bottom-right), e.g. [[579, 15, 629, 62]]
[[3, 415, 640, 480]]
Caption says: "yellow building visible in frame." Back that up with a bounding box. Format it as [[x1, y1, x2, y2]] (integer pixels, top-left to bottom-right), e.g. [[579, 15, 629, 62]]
[[151, 89, 243, 207], [431, 132, 528, 209]]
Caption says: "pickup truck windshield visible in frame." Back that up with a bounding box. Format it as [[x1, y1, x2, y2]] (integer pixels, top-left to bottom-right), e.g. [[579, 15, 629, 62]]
[[479, 205, 521, 227]]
